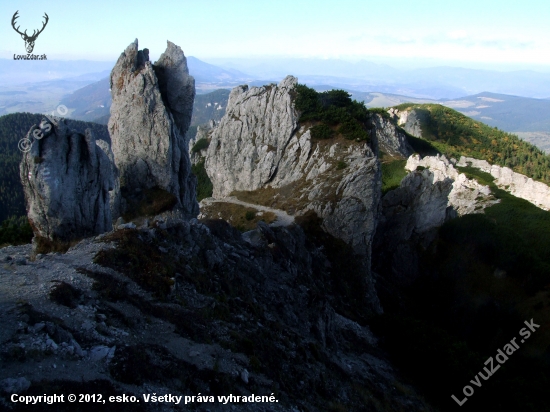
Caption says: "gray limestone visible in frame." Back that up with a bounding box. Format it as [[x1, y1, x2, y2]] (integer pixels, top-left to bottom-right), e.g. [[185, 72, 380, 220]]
[[457, 155, 550, 210], [388, 107, 423, 138], [20, 119, 114, 251], [370, 113, 413, 158], [206, 76, 300, 197], [204, 76, 382, 313], [108, 39, 198, 219]]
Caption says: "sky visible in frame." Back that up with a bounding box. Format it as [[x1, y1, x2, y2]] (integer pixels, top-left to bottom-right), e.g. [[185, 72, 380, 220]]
[[1, 0, 549, 70]]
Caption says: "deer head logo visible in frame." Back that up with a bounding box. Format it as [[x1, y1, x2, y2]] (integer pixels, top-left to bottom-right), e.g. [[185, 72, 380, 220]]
[[11, 11, 49, 54]]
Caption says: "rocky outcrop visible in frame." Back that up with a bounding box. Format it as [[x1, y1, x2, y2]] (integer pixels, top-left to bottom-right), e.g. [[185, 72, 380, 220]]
[[374, 154, 498, 285], [205, 76, 382, 313], [205, 76, 300, 196], [19, 118, 114, 252], [108, 39, 198, 219], [205, 76, 380, 253], [406, 154, 498, 216], [387, 107, 423, 138], [369, 113, 413, 158], [457, 156, 550, 210]]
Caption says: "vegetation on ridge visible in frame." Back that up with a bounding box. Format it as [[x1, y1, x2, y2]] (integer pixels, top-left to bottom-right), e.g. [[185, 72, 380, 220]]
[[393, 103, 550, 184], [293, 84, 371, 141], [192, 160, 213, 202]]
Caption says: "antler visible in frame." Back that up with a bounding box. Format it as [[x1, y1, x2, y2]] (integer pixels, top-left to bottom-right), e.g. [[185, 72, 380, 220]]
[[11, 11, 27, 37], [28, 13, 49, 40]]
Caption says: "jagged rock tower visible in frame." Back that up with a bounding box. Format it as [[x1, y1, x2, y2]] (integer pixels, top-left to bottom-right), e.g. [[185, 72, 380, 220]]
[[20, 119, 114, 253], [205, 76, 383, 313], [108, 39, 198, 219]]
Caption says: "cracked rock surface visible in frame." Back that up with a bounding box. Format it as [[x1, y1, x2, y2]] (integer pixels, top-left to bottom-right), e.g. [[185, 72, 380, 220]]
[[108, 39, 198, 219], [19, 119, 114, 253]]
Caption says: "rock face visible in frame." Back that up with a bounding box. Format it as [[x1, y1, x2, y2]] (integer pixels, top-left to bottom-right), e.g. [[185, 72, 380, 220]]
[[405, 154, 498, 216], [205, 76, 380, 253], [205, 76, 381, 313], [369, 113, 413, 158], [457, 156, 550, 210], [374, 154, 498, 285], [108, 39, 198, 219], [19, 119, 114, 252], [387, 107, 423, 138], [205, 76, 300, 196]]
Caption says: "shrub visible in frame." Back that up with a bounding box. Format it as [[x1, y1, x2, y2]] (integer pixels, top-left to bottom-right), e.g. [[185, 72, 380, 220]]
[[0, 215, 33, 246], [367, 107, 391, 120], [191, 160, 213, 201], [294, 84, 370, 142], [49, 281, 81, 308], [310, 124, 333, 139], [191, 138, 210, 153]]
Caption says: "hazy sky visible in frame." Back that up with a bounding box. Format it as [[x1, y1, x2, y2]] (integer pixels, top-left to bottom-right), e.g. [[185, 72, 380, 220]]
[[1, 0, 549, 69]]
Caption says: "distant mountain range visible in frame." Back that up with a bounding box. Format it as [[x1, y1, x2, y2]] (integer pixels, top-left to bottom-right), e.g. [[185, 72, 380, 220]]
[[187, 56, 250, 92], [207, 57, 550, 99], [1, 56, 550, 151], [60, 77, 111, 123]]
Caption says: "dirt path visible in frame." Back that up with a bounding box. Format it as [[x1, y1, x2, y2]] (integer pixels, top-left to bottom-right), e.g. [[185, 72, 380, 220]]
[[200, 196, 295, 227]]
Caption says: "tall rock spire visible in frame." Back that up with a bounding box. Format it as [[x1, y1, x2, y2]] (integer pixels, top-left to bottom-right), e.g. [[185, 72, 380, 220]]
[[108, 39, 198, 219]]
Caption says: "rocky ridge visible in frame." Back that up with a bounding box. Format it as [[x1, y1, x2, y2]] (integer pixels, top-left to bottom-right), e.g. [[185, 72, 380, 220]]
[[205, 76, 381, 257], [457, 155, 550, 210], [189, 120, 216, 166], [405, 154, 499, 216], [387, 107, 423, 138], [369, 113, 413, 158], [388, 106, 550, 211], [203, 76, 383, 314], [374, 153, 498, 287]]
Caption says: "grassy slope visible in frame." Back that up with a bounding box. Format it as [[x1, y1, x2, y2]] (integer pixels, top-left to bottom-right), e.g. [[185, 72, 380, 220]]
[[380, 159, 407, 194], [394, 103, 550, 184]]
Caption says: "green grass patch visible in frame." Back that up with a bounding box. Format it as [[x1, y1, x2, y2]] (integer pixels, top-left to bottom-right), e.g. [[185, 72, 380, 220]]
[[336, 160, 348, 170], [192, 160, 213, 201], [406, 134, 441, 157], [381, 159, 407, 194]]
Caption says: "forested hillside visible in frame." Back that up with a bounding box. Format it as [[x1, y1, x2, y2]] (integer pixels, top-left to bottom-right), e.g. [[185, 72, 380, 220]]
[[394, 103, 550, 183], [0, 113, 109, 224]]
